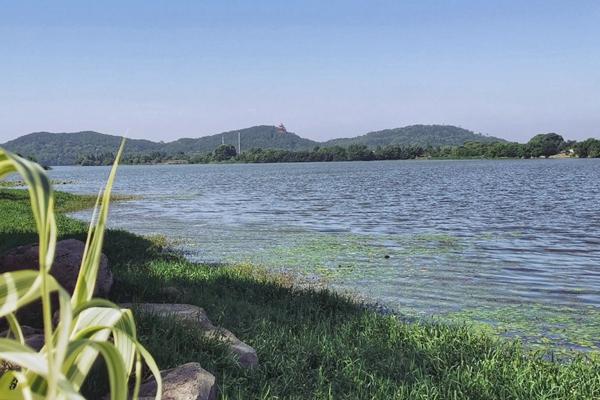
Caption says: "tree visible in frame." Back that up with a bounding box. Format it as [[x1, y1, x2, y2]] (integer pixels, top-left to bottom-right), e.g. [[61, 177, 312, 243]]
[[347, 144, 374, 161], [213, 144, 237, 161], [527, 133, 565, 158], [575, 138, 600, 158]]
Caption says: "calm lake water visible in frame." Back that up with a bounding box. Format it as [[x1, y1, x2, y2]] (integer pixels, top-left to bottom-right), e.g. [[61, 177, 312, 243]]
[[49, 159, 600, 352]]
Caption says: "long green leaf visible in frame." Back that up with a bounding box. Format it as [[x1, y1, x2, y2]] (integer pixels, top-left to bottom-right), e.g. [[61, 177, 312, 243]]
[[114, 309, 136, 376], [1, 143, 162, 400], [135, 341, 162, 400], [0, 339, 49, 377], [0, 148, 58, 396], [5, 313, 25, 345], [50, 287, 74, 380], [66, 340, 128, 400], [72, 139, 125, 306], [62, 308, 121, 390], [0, 271, 61, 318], [0, 151, 56, 271], [0, 370, 35, 400]]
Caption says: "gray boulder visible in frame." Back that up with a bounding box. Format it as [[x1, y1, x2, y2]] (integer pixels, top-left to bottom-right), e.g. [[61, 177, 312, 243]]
[[122, 303, 258, 368], [0, 239, 113, 296], [25, 334, 45, 351], [138, 362, 217, 400]]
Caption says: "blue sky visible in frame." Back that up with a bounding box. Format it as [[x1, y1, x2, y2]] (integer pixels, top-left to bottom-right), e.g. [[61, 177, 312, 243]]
[[1, 0, 599, 142]]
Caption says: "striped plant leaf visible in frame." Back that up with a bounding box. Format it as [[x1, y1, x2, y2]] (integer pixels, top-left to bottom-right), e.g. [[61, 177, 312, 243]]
[[0, 142, 162, 399], [72, 140, 125, 306]]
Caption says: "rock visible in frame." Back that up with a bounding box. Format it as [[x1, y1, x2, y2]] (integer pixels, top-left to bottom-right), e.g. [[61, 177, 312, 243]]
[[204, 330, 258, 369], [0, 325, 41, 338], [122, 303, 259, 368], [0, 326, 45, 351], [0, 239, 113, 296], [137, 362, 217, 400], [25, 334, 45, 351]]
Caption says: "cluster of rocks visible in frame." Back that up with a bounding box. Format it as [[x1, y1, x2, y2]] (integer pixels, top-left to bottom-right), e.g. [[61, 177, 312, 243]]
[[122, 303, 259, 400], [0, 239, 256, 400]]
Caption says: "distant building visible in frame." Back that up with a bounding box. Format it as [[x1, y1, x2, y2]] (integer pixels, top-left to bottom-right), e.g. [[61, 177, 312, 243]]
[[548, 149, 575, 159], [276, 123, 288, 134]]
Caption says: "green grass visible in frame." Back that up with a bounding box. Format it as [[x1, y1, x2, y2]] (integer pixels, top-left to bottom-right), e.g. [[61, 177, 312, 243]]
[[1, 188, 600, 399]]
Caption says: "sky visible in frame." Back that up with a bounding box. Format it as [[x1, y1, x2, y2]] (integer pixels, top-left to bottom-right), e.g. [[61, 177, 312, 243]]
[[1, 0, 599, 143]]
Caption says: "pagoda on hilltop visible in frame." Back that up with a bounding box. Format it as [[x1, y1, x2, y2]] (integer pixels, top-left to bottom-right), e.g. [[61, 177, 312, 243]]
[[276, 123, 288, 134]]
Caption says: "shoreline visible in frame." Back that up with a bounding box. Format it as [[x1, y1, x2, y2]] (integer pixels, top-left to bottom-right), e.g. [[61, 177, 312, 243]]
[[2, 188, 600, 398], [46, 155, 594, 168], [62, 191, 600, 359], [64, 189, 600, 357]]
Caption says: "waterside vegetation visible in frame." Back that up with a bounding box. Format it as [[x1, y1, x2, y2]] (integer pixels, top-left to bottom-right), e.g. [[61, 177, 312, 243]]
[[1, 186, 600, 398], [77, 133, 600, 165]]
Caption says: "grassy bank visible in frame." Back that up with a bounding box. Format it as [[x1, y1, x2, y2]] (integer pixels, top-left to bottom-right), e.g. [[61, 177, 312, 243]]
[[1, 188, 599, 399]]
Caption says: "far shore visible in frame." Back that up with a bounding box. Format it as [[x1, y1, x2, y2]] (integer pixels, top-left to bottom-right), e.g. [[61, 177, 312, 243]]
[[48, 154, 593, 168]]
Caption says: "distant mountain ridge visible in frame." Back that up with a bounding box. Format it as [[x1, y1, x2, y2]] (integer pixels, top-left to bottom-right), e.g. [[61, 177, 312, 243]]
[[323, 125, 502, 148], [162, 125, 318, 154], [1, 124, 505, 165]]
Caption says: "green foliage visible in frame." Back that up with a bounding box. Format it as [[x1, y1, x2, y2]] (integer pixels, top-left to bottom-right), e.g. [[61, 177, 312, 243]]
[[1, 126, 315, 166], [2, 131, 160, 166], [97, 135, 600, 165], [324, 124, 505, 148], [527, 133, 566, 158], [51, 136, 600, 167], [229, 144, 423, 163], [7, 125, 600, 166], [2, 125, 508, 166], [78, 151, 191, 166], [163, 125, 317, 154], [0, 145, 160, 399], [574, 138, 600, 158], [426, 133, 595, 159], [76, 152, 117, 166], [430, 141, 530, 159], [105, 249, 600, 400], [213, 144, 237, 162], [346, 144, 375, 161]]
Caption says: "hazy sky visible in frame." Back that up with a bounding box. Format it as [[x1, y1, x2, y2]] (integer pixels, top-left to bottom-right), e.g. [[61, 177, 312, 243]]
[[1, 1, 599, 143]]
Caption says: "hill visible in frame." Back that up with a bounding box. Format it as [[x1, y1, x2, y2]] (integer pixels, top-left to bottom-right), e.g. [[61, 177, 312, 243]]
[[1, 131, 162, 165], [1, 124, 505, 165], [323, 125, 504, 148], [1, 126, 318, 165], [163, 125, 318, 154]]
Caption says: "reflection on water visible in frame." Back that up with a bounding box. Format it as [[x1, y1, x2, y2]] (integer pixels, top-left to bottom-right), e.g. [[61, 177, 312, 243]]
[[50, 159, 600, 352]]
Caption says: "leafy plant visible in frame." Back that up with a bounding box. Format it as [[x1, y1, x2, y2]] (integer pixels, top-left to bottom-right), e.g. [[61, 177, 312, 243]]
[[0, 141, 161, 399]]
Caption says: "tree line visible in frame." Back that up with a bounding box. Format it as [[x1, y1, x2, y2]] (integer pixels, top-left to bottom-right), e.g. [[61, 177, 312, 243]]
[[76, 133, 600, 166]]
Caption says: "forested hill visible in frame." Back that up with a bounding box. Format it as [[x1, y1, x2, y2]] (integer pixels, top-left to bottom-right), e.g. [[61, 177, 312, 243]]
[[0, 126, 317, 165], [162, 125, 318, 154], [1, 131, 162, 165], [323, 125, 503, 148], [2, 124, 505, 165]]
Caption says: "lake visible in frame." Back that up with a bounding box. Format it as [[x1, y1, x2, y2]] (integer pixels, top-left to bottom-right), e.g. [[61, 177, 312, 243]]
[[49, 159, 600, 353]]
